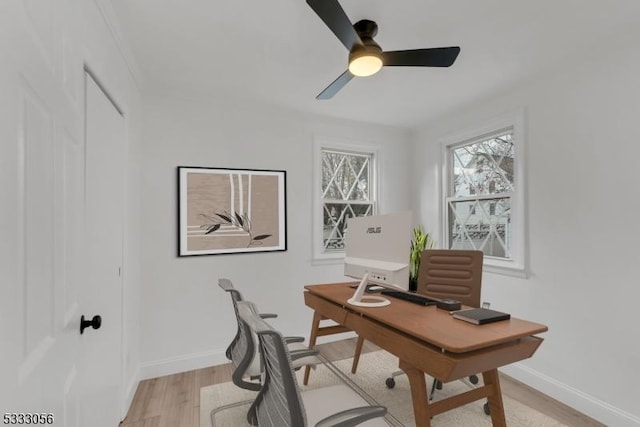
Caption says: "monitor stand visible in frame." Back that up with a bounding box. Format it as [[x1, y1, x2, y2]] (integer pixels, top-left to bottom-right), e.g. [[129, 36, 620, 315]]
[[347, 273, 391, 307]]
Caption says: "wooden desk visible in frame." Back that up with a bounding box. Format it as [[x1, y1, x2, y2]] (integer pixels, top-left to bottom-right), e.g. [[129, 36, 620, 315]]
[[303, 283, 548, 427]]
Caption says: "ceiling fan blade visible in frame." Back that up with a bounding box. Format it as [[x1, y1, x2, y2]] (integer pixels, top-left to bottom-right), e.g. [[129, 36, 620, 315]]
[[383, 47, 460, 67], [316, 70, 354, 100], [306, 0, 363, 51]]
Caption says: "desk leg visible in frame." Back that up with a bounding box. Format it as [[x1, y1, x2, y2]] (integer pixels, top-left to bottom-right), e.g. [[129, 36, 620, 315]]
[[483, 369, 507, 427], [351, 336, 364, 374], [400, 361, 431, 427], [303, 311, 322, 385]]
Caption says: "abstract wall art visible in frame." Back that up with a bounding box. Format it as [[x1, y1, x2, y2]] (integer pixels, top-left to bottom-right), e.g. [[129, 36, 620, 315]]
[[178, 167, 287, 256]]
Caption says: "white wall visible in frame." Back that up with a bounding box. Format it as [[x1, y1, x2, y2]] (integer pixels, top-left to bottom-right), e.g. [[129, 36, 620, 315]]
[[138, 94, 412, 378], [412, 38, 640, 426]]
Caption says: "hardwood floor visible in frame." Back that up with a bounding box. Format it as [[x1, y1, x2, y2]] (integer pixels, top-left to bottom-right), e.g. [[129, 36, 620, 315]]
[[121, 338, 604, 427]]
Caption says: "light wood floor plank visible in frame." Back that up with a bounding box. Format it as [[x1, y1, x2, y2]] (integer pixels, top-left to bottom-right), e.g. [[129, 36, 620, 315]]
[[156, 401, 195, 427], [125, 376, 168, 422], [499, 374, 604, 427], [163, 370, 196, 407], [121, 416, 160, 427]]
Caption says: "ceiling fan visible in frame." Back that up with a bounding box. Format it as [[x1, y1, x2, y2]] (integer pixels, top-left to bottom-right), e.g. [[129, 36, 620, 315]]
[[306, 0, 461, 99]]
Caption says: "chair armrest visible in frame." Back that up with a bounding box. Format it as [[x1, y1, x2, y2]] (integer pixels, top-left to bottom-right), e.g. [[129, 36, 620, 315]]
[[284, 336, 305, 344], [290, 349, 321, 370], [289, 349, 319, 361], [259, 313, 277, 319], [314, 406, 387, 427]]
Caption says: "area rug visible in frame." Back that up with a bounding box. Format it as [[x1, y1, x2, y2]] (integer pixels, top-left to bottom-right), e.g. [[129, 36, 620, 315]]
[[200, 351, 567, 427]]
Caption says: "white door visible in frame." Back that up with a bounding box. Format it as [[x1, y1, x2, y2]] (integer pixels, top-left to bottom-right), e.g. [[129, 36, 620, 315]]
[[0, 2, 85, 425], [0, 3, 126, 426], [79, 72, 126, 426]]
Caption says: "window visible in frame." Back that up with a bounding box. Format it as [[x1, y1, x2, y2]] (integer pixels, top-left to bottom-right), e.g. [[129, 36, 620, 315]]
[[313, 139, 377, 262], [442, 110, 526, 276]]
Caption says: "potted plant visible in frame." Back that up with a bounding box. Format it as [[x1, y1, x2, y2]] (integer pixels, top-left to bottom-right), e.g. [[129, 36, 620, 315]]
[[409, 225, 434, 292]]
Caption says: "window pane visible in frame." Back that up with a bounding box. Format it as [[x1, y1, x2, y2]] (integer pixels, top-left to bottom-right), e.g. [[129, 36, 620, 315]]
[[452, 133, 514, 197], [323, 203, 373, 252], [448, 198, 511, 258], [322, 150, 371, 201], [319, 147, 375, 256]]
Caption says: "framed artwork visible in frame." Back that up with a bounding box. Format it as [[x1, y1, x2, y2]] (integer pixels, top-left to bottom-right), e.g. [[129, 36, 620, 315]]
[[177, 166, 287, 256]]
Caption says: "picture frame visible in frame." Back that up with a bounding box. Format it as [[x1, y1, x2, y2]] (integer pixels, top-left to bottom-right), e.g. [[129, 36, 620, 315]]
[[177, 166, 287, 256]]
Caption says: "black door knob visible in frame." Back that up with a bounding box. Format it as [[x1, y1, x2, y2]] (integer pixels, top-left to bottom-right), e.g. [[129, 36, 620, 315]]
[[80, 315, 102, 334]]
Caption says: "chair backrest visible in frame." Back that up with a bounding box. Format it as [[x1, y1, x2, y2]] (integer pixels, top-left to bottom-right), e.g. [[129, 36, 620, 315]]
[[236, 300, 307, 427], [218, 278, 261, 391], [416, 249, 483, 307]]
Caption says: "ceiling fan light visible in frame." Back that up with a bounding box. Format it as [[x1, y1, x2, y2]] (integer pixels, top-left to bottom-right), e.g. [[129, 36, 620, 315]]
[[348, 52, 383, 77]]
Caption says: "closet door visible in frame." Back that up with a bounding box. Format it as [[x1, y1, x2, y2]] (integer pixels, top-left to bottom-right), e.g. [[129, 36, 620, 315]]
[[78, 71, 126, 426]]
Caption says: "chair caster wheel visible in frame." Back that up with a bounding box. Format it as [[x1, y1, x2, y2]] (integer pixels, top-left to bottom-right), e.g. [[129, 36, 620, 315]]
[[385, 377, 396, 389], [436, 380, 442, 390], [469, 374, 479, 385], [483, 402, 491, 415]]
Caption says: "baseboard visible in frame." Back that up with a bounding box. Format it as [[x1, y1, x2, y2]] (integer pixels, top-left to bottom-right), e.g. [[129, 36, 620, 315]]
[[501, 363, 640, 427], [136, 330, 352, 381], [139, 348, 229, 380]]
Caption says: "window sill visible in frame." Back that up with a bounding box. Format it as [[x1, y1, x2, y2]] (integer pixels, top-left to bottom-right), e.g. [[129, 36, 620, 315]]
[[483, 258, 528, 279], [311, 255, 344, 267], [311, 254, 528, 277]]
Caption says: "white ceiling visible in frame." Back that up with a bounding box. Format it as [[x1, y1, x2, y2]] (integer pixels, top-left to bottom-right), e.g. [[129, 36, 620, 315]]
[[110, 0, 640, 128]]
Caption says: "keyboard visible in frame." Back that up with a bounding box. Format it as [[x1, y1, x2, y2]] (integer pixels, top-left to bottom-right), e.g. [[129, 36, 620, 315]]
[[380, 290, 438, 306]]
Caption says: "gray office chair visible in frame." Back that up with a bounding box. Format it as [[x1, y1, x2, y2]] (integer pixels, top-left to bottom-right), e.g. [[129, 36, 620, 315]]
[[383, 250, 489, 412], [219, 278, 316, 391], [236, 300, 389, 427]]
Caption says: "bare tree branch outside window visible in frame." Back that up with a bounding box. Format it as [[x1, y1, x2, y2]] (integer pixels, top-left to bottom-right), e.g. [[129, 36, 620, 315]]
[[321, 149, 375, 252], [448, 132, 514, 259]]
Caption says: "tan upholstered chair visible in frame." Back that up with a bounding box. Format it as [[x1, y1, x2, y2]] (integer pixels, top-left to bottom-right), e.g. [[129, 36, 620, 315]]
[[351, 249, 484, 373], [416, 249, 483, 306], [385, 249, 488, 412]]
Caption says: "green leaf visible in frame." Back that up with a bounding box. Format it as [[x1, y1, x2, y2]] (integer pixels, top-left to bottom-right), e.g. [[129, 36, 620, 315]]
[[253, 234, 271, 240]]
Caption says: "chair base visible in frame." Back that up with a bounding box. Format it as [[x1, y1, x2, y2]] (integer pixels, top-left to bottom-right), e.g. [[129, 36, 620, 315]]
[[385, 370, 489, 414]]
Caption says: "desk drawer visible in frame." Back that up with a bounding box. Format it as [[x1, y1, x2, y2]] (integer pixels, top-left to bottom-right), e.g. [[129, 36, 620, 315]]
[[344, 310, 544, 382]]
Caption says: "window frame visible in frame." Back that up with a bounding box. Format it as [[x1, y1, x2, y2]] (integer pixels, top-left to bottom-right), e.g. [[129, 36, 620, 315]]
[[312, 137, 379, 264], [440, 109, 527, 277]]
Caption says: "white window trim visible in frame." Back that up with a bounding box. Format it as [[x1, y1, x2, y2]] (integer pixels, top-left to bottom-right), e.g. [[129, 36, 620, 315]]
[[439, 108, 527, 277], [312, 136, 379, 265]]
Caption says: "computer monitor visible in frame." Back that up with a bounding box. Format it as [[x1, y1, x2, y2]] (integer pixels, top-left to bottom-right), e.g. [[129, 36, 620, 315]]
[[344, 211, 412, 307]]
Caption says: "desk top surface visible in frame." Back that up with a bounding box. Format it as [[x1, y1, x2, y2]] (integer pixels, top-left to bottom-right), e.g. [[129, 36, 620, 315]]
[[304, 282, 548, 353]]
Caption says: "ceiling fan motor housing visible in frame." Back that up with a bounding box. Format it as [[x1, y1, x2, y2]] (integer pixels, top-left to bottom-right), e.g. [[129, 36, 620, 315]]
[[349, 19, 383, 73], [354, 19, 378, 39]]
